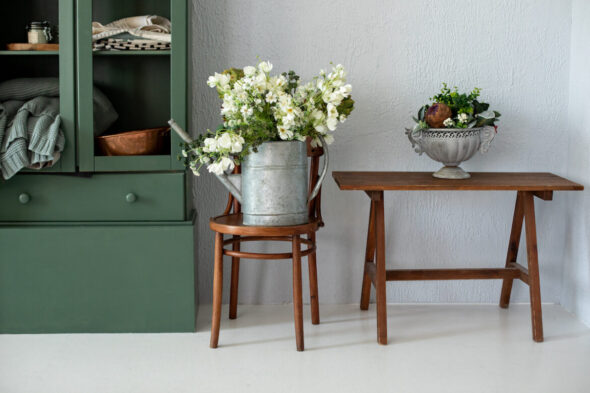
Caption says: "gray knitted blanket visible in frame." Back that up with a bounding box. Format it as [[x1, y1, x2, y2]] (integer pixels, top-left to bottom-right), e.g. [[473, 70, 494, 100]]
[[0, 78, 64, 180], [0, 78, 118, 180]]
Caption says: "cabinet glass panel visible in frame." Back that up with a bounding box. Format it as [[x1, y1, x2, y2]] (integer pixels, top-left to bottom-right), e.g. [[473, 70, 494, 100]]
[[77, 0, 187, 172], [0, 0, 76, 173]]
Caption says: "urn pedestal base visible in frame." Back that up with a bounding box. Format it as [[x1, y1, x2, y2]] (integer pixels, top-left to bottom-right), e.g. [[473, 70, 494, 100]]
[[433, 165, 470, 179]]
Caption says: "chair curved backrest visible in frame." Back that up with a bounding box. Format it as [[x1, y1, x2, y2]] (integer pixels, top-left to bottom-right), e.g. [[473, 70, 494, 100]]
[[222, 138, 325, 227]]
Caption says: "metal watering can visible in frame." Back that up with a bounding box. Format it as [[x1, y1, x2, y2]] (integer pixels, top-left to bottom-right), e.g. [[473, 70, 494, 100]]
[[169, 120, 328, 226]]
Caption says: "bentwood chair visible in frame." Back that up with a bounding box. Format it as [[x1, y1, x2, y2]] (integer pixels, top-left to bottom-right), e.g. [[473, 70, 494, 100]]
[[208, 140, 325, 351]]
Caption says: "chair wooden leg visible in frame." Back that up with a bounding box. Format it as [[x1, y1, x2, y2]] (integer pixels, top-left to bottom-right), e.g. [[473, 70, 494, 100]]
[[500, 192, 525, 308], [308, 231, 320, 325], [210, 232, 223, 349], [523, 192, 544, 342], [292, 235, 304, 351], [374, 193, 388, 345], [229, 235, 240, 320], [360, 200, 376, 310]]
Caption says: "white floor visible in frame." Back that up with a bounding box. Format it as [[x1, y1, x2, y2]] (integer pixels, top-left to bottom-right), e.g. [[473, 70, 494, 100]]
[[1, 304, 590, 393]]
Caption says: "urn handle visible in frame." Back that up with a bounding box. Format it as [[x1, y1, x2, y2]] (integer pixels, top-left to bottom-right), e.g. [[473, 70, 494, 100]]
[[405, 127, 424, 155], [479, 126, 496, 154]]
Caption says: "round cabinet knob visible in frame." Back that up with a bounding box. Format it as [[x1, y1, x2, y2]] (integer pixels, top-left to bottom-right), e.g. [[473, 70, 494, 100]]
[[125, 193, 137, 203], [18, 193, 31, 204]]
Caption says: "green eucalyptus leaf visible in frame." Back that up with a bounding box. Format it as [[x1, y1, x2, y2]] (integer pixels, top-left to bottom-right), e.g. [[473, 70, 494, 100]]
[[418, 105, 428, 121]]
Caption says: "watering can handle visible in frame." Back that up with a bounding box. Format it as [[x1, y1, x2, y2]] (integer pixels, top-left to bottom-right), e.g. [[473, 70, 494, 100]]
[[308, 135, 329, 203]]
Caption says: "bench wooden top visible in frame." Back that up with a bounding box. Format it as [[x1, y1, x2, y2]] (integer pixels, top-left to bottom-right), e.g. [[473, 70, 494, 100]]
[[332, 172, 584, 191]]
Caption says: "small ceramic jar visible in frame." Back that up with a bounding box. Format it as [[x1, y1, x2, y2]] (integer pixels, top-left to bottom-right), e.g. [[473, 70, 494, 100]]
[[27, 21, 53, 44]]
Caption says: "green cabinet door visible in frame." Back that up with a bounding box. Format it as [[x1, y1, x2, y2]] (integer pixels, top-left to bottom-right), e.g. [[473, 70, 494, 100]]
[[0, 0, 77, 173], [76, 0, 188, 172]]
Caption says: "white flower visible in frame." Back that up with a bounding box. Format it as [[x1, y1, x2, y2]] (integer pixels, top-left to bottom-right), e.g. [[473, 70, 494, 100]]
[[278, 126, 293, 140], [458, 113, 469, 124], [243, 66, 256, 76], [294, 133, 307, 142], [317, 80, 325, 92], [181, 149, 188, 157], [221, 100, 237, 116], [219, 157, 235, 172], [206, 72, 230, 88], [312, 110, 325, 121], [218, 73, 231, 88], [206, 75, 217, 88], [265, 91, 278, 103], [268, 75, 287, 90], [240, 105, 253, 118], [327, 117, 338, 131], [282, 112, 296, 127], [339, 114, 347, 123], [478, 110, 495, 119], [314, 124, 328, 134], [203, 137, 218, 153], [443, 117, 455, 127], [217, 133, 232, 150], [340, 84, 352, 97], [207, 162, 223, 175], [323, 134, 335, 145], [230, 135, 245, 153], [331, 92, 346, 105], [327, 103, 338, 119], [258, 61, 273, 73]]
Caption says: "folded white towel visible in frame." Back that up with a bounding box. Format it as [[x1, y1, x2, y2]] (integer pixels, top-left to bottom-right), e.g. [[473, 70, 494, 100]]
[[92, 15, 171, 43]]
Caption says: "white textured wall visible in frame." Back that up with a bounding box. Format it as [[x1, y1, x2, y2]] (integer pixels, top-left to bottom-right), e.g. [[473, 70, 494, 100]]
[[191, 0, 573, 305], [562, 0, 590, 326]]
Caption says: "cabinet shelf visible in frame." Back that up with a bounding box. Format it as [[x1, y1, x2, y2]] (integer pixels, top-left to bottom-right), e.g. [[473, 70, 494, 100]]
[[94, 155, 173, 172], [93, 50, 170, 56], [0, 50, 59, 55]]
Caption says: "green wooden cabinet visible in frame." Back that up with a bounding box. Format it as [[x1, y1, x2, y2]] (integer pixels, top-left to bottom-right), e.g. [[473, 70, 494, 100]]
[[0, 0, 195, 333]]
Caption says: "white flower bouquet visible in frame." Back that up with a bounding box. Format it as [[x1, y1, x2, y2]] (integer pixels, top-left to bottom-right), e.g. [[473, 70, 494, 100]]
[[180, 61, 354, 175]]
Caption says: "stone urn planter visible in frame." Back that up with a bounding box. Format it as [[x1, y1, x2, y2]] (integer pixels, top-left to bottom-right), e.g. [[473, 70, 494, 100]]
[[405, 126, 496, 179]]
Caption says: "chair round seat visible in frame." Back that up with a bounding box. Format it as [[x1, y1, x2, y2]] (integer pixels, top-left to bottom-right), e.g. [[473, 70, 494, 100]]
[[210, 213, 320, 236]]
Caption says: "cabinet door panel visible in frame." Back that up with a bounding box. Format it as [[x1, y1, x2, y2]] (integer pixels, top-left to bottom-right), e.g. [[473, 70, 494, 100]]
[[0, 223, 195, 333], [76, 0, 188, 172], [0, 0, 76, 173]]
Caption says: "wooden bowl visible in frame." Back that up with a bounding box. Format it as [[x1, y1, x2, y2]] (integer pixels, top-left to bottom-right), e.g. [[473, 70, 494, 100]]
[[96, 127, 170, 156]]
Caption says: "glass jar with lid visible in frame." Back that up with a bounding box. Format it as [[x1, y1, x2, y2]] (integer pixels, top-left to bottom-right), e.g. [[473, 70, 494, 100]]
[[26, 21, 53, 44]]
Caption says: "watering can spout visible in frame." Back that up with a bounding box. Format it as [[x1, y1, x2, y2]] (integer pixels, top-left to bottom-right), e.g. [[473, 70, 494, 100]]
[[168, 119, 193, 143], [215, 173, 243, 204], [169, 118, 244, 203]]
